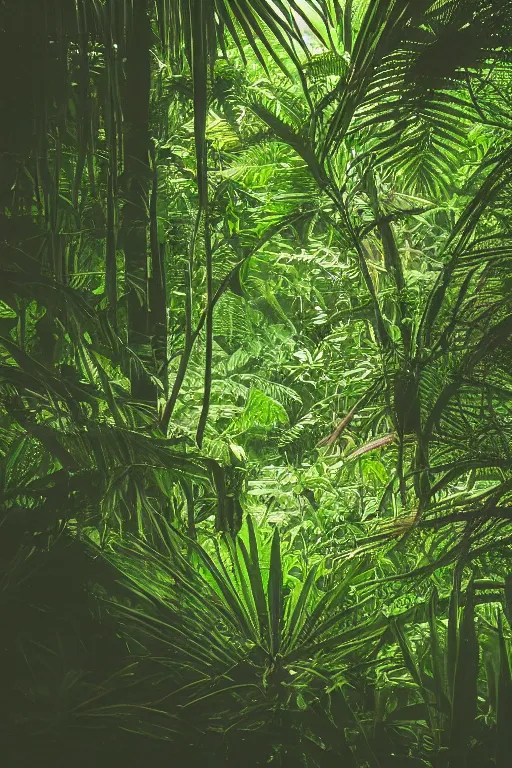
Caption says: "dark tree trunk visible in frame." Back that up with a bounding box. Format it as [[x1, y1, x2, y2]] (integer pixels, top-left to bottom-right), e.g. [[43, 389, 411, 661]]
[[149, 146, 168, 396], [121, 0, 154, 401]]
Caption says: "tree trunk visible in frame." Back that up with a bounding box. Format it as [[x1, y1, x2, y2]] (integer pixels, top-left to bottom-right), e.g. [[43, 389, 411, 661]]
[[149, 145, 168, 396], [121, 0, 154, 400]]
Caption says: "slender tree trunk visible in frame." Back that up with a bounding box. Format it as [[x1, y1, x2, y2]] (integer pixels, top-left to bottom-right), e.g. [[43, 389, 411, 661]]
[[121, 0, 154, 400], [104, 0, 120, 324], [149, 144, 168, 395]]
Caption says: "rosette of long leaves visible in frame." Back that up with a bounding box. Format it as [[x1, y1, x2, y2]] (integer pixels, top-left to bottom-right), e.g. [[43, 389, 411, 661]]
[[99, 515, 385, 763]]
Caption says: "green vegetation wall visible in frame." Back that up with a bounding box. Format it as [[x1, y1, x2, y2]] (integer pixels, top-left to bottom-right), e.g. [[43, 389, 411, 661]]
[[2, 1, 512, 766]]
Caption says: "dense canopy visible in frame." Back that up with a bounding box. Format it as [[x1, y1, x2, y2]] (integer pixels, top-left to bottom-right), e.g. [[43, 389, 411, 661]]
[[2, 1, 512, 766]]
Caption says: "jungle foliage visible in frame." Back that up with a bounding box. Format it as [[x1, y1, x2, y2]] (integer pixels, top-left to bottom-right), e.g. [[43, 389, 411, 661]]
[[2, 0, 512, 765]]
